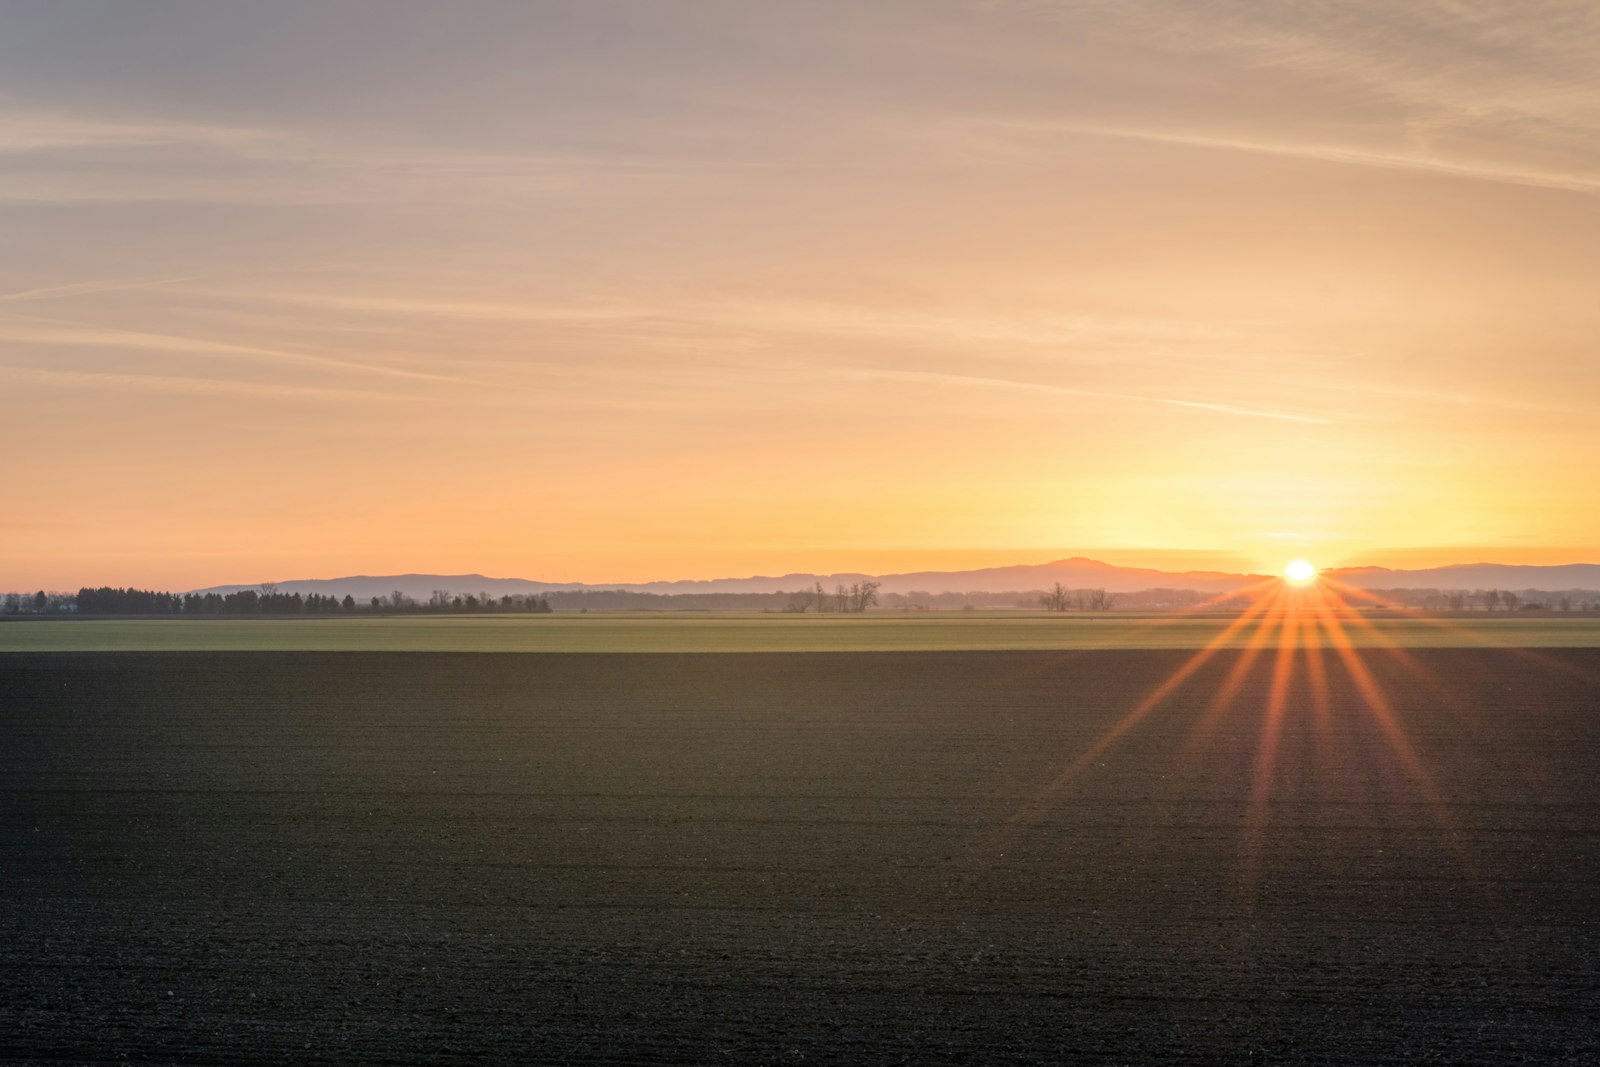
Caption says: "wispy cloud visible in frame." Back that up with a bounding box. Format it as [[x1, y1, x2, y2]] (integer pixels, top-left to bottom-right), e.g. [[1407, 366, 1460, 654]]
[[849, 367, 1331, 424], [1031, 121, 1600, 197], [0, 316, 477, 385], [189, 288, 1247, 355], [0, 99, 805, 206], [147, 287, 1339, 422], [0, 276, 191, 303], [1268, 372, 1600, 419], [0, 364, 405, 404], [225, 291, 663, 324], [985, 1, 1600, 195], [0, 108, 274, 155]]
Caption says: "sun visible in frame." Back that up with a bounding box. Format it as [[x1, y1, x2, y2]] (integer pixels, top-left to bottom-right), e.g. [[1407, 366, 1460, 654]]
[[1284, 559, 1318, 585]]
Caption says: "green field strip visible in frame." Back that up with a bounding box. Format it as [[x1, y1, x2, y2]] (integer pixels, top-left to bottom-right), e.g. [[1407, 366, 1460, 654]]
[[4, 613, 1600, 652]]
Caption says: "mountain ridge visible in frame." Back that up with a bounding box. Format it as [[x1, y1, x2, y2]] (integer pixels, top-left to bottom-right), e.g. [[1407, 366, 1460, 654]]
[[189, 558, 1600, 599]]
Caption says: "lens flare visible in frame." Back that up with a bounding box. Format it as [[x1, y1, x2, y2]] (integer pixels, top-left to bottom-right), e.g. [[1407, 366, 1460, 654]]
[[986, 572, 1482, 909]]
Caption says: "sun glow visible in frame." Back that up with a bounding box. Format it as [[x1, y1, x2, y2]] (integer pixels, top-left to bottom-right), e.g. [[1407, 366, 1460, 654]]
[[1284, 559, 1318, 584]]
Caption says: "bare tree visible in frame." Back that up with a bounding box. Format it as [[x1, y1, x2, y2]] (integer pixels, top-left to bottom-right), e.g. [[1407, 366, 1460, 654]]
[[1083, 588, 1117, 612], [259, 582, 279, 596], [1039, 582, 1070, 612], [849, 581, 881, 613]]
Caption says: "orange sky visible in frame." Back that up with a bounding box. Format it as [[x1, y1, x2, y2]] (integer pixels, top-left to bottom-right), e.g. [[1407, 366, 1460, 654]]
[[3, 2, 1598, 590]]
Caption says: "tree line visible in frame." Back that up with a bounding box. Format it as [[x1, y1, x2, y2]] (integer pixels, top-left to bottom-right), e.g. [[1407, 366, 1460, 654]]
[[58, 587, 553, 615], [8, 584, 1599, 616], [544, 589, 794, 611], [1037, 584, 1118, 612], [1363, 588, 1600, 612], [783, 582, 881, 613]]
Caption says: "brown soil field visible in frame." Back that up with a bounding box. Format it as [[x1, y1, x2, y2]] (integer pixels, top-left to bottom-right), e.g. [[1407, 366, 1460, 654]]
[[4, 650, 1598, 1064]]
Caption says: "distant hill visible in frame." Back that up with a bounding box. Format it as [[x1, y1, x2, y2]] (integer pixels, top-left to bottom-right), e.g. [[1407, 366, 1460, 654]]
[[190, 558, 1264, 599], [186, 558, 1600, 600], [1326, 562, 1600, 591], [189, 574, 585, 601]]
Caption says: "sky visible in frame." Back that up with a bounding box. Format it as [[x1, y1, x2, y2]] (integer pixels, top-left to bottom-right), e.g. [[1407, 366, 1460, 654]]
[[3, 0, 1599, 590]]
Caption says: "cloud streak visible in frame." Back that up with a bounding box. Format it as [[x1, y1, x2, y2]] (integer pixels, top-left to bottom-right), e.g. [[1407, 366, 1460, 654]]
[[0, 276, 192, 303], [186, 288, 1251, 356], [851, 367, 1331, 424], [1037, 122, 1600, 197], [0, 364, 406, 404], [959, 1, 1600, 203], [0, 316, 478, 385]]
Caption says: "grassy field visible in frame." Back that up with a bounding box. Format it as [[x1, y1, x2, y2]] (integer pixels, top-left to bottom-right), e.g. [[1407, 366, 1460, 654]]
[[3, 610, 1600, 651]]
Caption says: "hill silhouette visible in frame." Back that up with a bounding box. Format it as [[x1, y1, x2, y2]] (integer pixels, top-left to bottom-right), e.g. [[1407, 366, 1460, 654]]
[[191, 558, 1600, 600]]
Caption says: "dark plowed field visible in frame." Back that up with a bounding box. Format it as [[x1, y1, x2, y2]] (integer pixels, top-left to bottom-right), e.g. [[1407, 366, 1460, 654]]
[[4, 651, 1598, 1064]]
